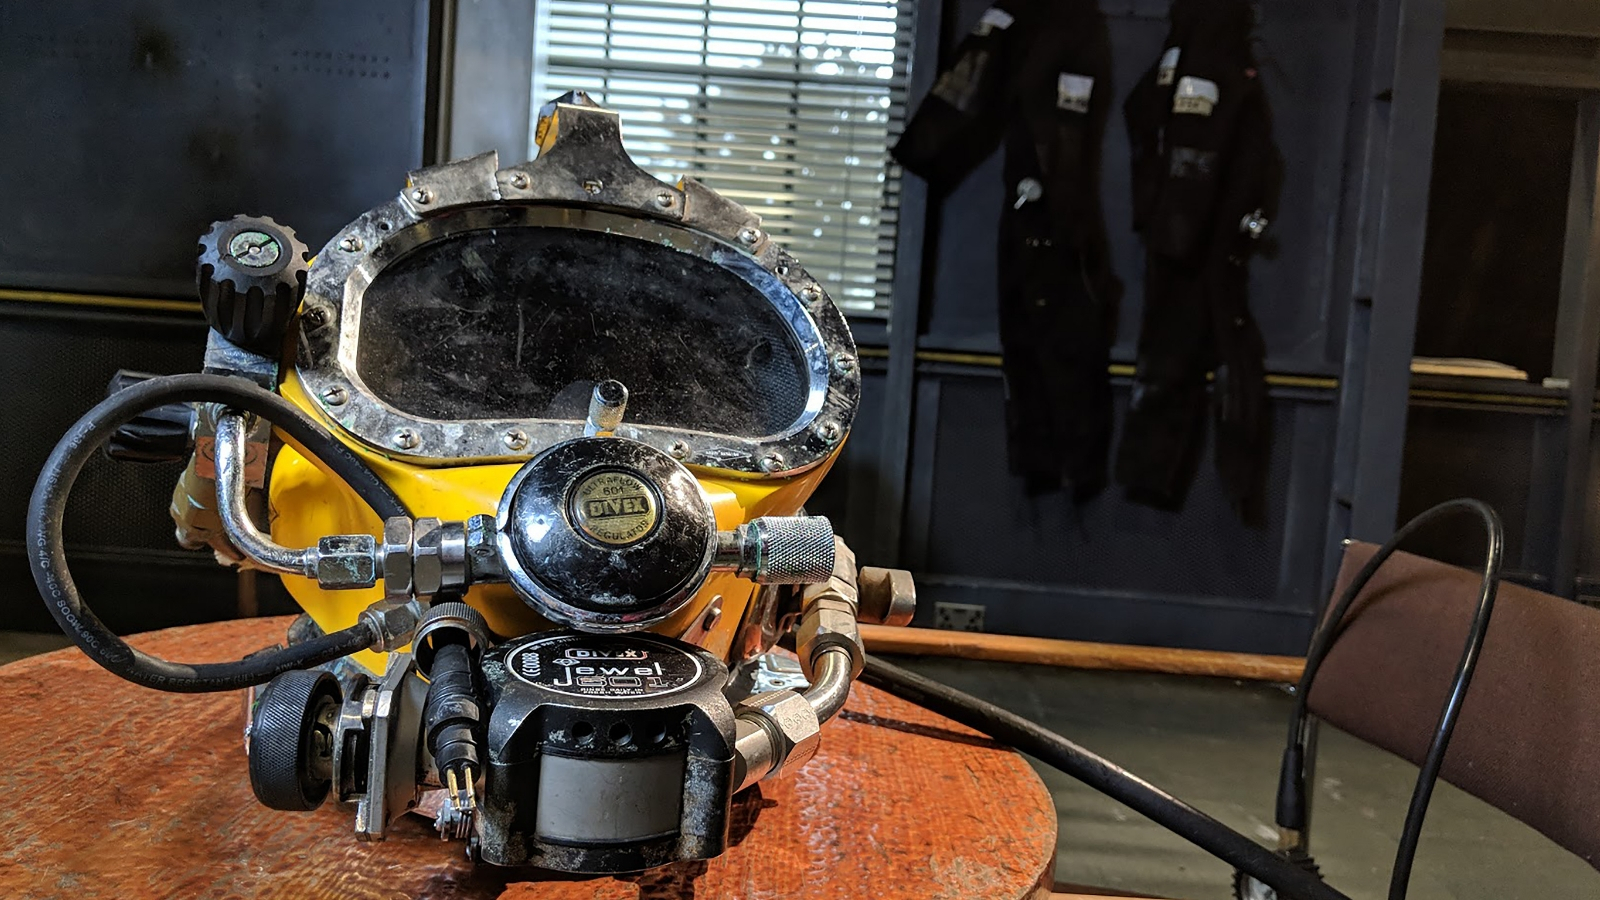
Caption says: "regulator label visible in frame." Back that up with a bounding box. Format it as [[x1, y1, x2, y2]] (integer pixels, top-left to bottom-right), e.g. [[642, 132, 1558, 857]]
[[506, 634, 703, 698], [571, 469, 659, 546]]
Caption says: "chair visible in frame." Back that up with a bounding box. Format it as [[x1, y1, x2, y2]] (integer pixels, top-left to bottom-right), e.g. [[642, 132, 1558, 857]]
[[1305, 540, 1600, 870]]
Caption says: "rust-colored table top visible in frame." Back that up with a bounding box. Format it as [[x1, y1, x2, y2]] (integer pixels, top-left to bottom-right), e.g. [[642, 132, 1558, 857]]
[[0, 618, 1056, 899]]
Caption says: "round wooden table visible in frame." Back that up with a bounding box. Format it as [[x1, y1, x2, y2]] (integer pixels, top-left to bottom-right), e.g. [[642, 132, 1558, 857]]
[[0, 618, 1057, 899]]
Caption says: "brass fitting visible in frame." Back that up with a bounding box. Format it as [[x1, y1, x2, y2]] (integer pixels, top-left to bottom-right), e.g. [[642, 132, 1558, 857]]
[[795, 536, 864, 681]]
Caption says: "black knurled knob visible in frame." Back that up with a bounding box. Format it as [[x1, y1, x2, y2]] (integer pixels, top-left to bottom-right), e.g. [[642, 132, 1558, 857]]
[[102, 370, 195, 464], [248, 669, 343, 812], [197, 214, 310, 355]]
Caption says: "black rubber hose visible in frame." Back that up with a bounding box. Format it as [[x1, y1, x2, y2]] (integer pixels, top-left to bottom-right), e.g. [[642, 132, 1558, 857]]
[[860, 655, 1354, 900], [1276, 498, 1502, 900], [28, 373, 412, 693]]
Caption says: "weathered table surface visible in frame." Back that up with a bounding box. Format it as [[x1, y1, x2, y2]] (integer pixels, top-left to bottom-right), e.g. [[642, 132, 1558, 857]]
[[0, 617, 1058, 899]]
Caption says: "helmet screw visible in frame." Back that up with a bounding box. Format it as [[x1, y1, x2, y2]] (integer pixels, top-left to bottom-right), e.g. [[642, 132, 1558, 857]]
[[759, 452, 784, 473], [503, 429, 529, 451], [654, 192, 674, 209], [817, 421, 842, 444], [737, 227, 761, 245], [392, 429, 420, 450], [668, 441, 691, 461], [799, 286, 822, 303], [320, 386, 348, 406], [410, 187, 432, 205], [338, 236, 362, 252], [832, 352, 855, 374], [510, 172, 530, 190]]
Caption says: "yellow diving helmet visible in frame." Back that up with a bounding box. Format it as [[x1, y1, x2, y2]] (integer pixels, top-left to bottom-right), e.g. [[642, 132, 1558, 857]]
[[28, 91, 914, 874]]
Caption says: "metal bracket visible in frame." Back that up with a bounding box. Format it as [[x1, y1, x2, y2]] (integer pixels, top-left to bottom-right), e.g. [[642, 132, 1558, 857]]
[[401, 150, 502, 214], [353, 653, 427, 841], [193, 332, 277, 488], [501, 95, 686, 218]]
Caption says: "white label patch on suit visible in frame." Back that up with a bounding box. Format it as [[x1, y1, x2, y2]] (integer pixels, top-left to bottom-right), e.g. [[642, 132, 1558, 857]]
[[973, 7, 1014, 35], [1173, 75, 1219, 115], [1156, 47, 1181, 86], [1056, 73, 1094, 113]]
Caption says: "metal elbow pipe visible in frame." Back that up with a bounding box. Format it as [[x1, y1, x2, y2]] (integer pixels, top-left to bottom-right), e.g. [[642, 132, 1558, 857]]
[[733, 536, 868, 791], [802, 646, 854, 722], [733, 647, 857, 791], [215, 412, 316, 577]]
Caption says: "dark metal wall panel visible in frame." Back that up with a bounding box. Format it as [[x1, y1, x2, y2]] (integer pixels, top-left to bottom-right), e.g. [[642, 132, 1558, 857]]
[[919, 0, 1359, 374], [1334, 0, 1448, 543], [900, 367, 1336, 652], [868, 0, 941, 565], [1555, 99, 1600, 596], [0, 304, 300, 631], [1577, 419, 1600, 594], [445, 0, 537, 160], [0, 4, 435, 633], [0, 556, 256, 635], [0, 1, 432, 297], [0, 307, 208, 551], [908, 578, 1315, 654]]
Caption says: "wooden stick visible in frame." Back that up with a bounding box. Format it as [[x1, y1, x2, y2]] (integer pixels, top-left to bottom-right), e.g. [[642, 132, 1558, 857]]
[[1048, 893, 1172, 900], [1048, 881, 1177, 898], [859, 625, 1305, 683]]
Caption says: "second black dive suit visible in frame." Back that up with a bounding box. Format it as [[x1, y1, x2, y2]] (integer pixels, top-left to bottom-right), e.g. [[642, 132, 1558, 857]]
[[1116, 0, 1277, 515]]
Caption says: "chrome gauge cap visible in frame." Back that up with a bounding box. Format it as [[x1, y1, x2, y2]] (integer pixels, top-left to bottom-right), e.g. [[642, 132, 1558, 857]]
[[496, 437, 717, 631]]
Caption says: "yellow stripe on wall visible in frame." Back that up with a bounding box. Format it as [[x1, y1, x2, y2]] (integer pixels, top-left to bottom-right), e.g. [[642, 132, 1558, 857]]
[[0, 288, 202, 315]]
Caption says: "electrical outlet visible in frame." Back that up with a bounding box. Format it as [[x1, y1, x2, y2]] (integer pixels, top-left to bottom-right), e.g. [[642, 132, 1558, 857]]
[[933, 602, 986, 632]]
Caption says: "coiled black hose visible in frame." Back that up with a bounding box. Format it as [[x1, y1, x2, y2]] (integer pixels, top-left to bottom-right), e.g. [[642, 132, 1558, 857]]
[[860, 655, 1354, 900], [1276, 498, 1503, 900], [27, 373, 412, 693]]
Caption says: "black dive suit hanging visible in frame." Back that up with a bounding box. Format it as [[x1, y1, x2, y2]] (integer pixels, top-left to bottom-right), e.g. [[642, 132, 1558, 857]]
[[1116, 0, 1277, 515], [891, 0, 1120, 500]]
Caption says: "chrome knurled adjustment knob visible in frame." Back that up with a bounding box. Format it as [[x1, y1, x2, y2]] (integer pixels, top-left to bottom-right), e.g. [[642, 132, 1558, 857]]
[[716, 516, 836, 584]]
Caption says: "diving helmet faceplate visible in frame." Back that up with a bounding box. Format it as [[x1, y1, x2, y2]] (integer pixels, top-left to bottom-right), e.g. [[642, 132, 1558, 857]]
[[293, 92, 859, 477]]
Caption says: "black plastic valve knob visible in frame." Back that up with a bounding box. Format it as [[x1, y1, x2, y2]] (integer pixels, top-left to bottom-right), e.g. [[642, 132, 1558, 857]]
[[248, 669, 343, 812], [101, 370, 195, 464], [197, 214, 310, 355]]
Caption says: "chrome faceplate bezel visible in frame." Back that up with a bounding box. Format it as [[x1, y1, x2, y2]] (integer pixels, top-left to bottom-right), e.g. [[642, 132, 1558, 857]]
[[295, 96, 859, 476]]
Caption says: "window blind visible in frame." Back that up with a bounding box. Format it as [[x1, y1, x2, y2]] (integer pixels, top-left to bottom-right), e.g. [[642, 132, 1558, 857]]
[[530, 0, 915, 316]]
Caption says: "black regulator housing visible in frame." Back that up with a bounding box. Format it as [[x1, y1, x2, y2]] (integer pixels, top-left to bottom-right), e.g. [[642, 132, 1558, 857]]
[[497, 437, 718, 632], [476, 631, 737, 872]]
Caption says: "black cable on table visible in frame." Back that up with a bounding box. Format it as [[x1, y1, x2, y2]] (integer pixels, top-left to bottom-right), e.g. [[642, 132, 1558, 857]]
[[861, 655, 1355, 900], [27, 373, 411, 693]]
